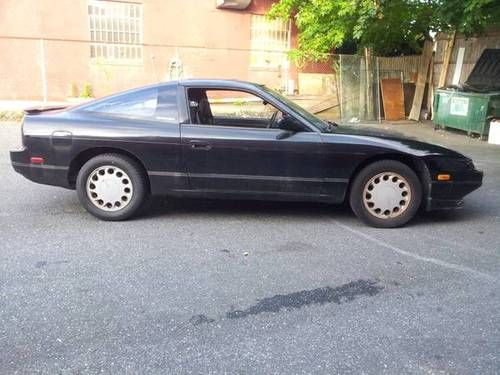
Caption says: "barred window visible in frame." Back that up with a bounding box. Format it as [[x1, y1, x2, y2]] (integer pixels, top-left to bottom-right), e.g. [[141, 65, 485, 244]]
[[88, 0, 143, 63], [250, 15, 290, 69]]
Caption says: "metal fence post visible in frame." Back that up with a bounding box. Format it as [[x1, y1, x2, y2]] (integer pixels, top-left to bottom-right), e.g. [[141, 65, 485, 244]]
[[376, 57, 381, 123], [339, 55, 343, 123]]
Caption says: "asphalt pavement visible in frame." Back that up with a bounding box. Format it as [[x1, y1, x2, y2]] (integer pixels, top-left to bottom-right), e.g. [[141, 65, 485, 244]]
[[0, 122, 499, 374]]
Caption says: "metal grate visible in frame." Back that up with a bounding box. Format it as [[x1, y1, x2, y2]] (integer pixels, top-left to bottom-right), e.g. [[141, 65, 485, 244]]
[[250, 15, 290, 69], [88, 0, 143, 63]]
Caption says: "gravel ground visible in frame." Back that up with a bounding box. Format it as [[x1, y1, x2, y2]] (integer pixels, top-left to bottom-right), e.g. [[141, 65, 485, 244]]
[[0, 121, 499, 374]]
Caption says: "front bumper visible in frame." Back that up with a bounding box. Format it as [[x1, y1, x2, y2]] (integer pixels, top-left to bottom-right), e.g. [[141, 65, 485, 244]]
[[10, 148, 71, 188], [426, 169, 483, 211]]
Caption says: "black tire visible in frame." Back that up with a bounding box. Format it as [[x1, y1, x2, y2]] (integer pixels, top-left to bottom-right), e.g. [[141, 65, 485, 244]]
[[76, 153, 148, 221], [349, 160, 422, 228]]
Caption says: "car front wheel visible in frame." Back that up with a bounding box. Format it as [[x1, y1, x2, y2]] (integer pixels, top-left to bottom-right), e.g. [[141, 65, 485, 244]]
[[349, 160, 422, 228], [76, 153, 148, 221]]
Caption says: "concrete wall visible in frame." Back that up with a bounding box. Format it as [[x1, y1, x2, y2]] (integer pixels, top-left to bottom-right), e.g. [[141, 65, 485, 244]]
[[0, 0, 299, 100]]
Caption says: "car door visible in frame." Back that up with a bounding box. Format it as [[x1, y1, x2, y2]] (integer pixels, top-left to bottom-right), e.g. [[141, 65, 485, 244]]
[[180, 87, 327, 200]]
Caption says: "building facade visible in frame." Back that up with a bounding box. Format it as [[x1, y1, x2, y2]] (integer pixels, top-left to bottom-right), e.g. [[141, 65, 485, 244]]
[[0, 0, 311, 101]]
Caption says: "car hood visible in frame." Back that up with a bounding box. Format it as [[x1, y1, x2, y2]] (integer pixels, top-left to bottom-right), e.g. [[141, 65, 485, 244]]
[[326, 125, 467, 158]]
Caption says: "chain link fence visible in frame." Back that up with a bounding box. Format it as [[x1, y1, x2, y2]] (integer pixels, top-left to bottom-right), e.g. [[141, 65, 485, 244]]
[[337, 54, 381, 123]]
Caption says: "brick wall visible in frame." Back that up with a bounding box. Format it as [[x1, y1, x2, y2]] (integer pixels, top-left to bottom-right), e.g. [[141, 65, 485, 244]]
[[0, 0, 299, 100]]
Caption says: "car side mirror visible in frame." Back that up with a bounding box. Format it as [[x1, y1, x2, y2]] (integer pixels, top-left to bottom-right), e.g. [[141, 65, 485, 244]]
[[278, 116, 304, 132], [276, 130, 295, 140]]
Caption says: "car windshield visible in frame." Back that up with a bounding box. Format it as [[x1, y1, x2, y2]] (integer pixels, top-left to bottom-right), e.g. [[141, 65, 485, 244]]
[[260, 86, 333, 133]]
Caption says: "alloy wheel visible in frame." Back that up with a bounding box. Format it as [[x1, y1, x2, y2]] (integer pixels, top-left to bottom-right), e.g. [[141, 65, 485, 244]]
[[86, 165, 134, 211], [362, 172, 411, 219]]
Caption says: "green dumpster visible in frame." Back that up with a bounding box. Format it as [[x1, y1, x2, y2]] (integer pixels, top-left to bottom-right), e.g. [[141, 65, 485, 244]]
[[433, 90, 500, 138], [433, 49, 500, 139]]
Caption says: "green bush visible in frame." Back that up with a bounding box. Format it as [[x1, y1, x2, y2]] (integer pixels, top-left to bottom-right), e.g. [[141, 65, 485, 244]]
[[80, 83, 94, 98]]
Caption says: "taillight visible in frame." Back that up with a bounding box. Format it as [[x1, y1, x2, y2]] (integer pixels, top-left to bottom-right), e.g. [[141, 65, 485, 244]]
[[30, 157, 44, 164]]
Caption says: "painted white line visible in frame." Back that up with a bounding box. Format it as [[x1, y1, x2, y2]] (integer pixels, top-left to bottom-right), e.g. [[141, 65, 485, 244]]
[[419, 233, 491, 255], [335, 221, 497, 282]]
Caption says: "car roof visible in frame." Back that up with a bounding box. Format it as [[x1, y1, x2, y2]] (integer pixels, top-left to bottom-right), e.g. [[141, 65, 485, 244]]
[[76, 79, 263, 98], [177, 79, 264, 90], [70, 79, 267, 113]]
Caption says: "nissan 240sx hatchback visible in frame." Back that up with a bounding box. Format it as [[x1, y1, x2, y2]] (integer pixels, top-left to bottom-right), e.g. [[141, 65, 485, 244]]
[[10, 79, 483, 227]]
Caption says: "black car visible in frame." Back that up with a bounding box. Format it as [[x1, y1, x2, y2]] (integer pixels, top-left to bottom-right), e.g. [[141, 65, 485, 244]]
[[10, 79, 483, 227]]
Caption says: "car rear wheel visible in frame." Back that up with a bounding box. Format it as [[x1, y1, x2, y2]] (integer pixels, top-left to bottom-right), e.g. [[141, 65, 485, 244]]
[[349, 160, 422, 228], [76, 154, 148, 221]]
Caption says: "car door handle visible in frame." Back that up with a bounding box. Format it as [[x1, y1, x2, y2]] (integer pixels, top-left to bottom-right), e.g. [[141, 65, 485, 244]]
[[52, 130, 72, 137], [189, 140, 212, 150]]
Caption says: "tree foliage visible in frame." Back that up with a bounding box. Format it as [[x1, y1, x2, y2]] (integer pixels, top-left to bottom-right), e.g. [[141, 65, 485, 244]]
[[268, 0, 500, 59]]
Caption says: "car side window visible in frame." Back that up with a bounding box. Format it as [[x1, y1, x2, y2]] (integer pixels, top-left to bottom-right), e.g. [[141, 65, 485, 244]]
[[187, 88, 286, 129], [82, 86, 178, 122], [207, 90, 278, 120]]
